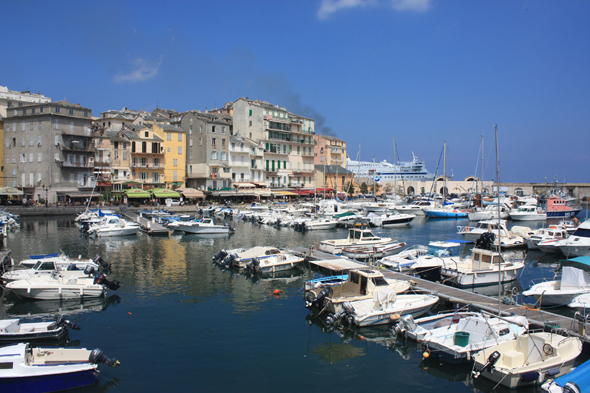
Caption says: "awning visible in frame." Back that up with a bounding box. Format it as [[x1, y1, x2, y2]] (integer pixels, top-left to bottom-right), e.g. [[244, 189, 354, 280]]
[[125, 189, 152, 199], [233, 182, 255, 189], [0, 187, 23, 196], [151, 188, 181, 198], [175, 187, 205, 199], [65, 193, 99, 199], [272, 191, 298, 196]]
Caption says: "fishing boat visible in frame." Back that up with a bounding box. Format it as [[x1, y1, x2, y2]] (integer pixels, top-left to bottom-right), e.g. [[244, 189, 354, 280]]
[[6, 271, 121, 300], [325, 289, 439, 327], [509, 204, 547, 221], [439, 247, 525, 287], [0, 316, 79, 342], [177, 218, 233, 234], [0, 342, 119, 392], [241, 253, 305, 274], [523, 266, 590, 306], [318, 227, 393, 255], [304, 268, 411, 313], [398, 312, 528, 363], [340, 241, 406, 261], [472, 332, 582, 388]]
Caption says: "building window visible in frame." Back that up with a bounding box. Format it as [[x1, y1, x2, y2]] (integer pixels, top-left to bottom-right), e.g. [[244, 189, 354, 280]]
[[178, 133, 182, 142], [69, 109, 74, 115], [199, 137, 203, 146], [21, 121, 25, 131], [173, 171, 178, 181], [38, 153, 42, 162], [167, 133, 171, 141], [189, 138, 193, 147], [200, 126, 202, 133], [84, 111, 88, 117], [178, 146, 182, 155], [55, 107, 60, 113], [173, 159, 178, 167], [249, 109, 252, 116], [145, 131, 149, 137]]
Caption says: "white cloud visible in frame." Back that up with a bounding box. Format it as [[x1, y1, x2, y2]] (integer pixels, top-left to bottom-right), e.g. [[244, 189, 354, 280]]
[[317, 0, 430, 19], [114, 57, 162, 83]]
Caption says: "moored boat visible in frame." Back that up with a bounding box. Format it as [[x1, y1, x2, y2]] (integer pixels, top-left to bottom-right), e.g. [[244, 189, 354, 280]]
[[0, 316, 79, 342]]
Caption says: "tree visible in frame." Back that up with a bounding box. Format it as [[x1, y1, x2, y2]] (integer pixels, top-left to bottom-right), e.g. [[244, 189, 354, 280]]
[[370, 183, 381, 194], [384, 184, 392, 194], [360, 182, 368, 195], [345, 182, 355, 197]]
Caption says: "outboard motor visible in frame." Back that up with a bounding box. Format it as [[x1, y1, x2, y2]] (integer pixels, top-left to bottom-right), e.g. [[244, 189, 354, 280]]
[[473, 351, 501, 378], [394, 314, 417, 336], [66, 264, 79, 271], [84, 265, 97, 276], [94, 255, 112, 270], [212, 249, 228, 263], [89, 349, 120, 368], [326, 302, 355, 325], [306, 287, 333, 309], [94, 273, 121, 291], [244, 257, 261, 274], [222, 254, 237, 268], [50, 316, 81, 331]]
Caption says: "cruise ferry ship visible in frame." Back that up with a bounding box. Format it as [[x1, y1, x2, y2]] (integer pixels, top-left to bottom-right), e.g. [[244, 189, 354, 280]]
[[346, 152, 435, 181]]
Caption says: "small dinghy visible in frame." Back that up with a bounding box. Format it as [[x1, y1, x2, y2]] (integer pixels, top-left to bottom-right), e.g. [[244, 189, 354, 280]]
[[473, 332, 582, 389], [0, 342, 119, 393], [0, 316, 80, 342]]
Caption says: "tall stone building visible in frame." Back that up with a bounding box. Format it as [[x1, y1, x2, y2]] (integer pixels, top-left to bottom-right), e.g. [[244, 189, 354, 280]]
[[3, 100, 93, 203], [232, 98, 315, 188]]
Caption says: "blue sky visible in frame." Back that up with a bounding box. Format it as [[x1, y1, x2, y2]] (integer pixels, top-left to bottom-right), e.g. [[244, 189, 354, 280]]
[[2, 0, 588, 183]]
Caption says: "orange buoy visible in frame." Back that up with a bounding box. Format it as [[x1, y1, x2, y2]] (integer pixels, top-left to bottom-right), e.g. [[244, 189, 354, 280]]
[[273, 289, 280, 295], [359, 336, 365, 340], [423, 351, 430, 358]]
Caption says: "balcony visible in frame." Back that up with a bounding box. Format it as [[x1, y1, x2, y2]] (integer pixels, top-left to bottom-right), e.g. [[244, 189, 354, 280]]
[[131, 151, 164, 156], [59, 161, 95, 168], [60, 143, 95, 152], [95, 157, 112, 164], [266, 147, 288, 155], [131, 162, 164, 169]]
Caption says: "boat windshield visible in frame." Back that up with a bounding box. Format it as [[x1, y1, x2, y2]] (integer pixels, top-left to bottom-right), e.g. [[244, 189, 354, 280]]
[[427, 245, 460, 257], [571, 228, 590, 238], [372, 276, 389, 286]]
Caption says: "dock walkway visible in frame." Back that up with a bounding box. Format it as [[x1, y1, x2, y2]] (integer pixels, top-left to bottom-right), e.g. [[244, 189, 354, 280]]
[[122, 211, 171, 236], [292, 246, 590, 344]]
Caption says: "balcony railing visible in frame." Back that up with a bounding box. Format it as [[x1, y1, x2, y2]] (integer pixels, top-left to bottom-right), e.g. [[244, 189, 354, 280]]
[[59, 161, 95, 168], [131, 151, 164, 156], [131, 162, 164, 169], [61, 144, 95, 152], [95, 157, 112, 164]]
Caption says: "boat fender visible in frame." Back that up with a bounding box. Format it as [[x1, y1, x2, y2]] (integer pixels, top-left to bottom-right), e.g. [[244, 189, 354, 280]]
[[89, 349, 121, 368], [520, 371, 540, 383], [390, 314, 401, 321], [546, 368, 561, 377], [563, 382, 582, 393], [473, 351, 500, 378]]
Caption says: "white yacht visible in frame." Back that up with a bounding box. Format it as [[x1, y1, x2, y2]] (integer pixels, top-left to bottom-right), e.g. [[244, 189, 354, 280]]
[[396, 199, 437, 216], [525, 227, 569, 250], [509, 204, 547, 221], [177, 218, 232, 234], [523, 266, 590, 306], [457, 219, 524, 248], [86, 216, 141, 237], [557, 219, 590, 257]]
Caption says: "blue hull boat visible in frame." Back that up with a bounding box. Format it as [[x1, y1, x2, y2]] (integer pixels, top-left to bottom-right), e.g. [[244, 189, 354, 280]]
[[0, 369, 97, 393]]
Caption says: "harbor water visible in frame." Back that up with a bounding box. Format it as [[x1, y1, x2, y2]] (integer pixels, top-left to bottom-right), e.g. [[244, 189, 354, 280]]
[[1, 211, 588, 393]]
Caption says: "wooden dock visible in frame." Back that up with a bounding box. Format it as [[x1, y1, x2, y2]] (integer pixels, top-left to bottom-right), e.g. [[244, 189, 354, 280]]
[[292, 246, 590, 344], [122, 211, 171, 236]]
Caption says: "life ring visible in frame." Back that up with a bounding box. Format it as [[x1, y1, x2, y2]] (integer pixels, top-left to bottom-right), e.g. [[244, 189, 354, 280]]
[[543, 343, 554, 356]]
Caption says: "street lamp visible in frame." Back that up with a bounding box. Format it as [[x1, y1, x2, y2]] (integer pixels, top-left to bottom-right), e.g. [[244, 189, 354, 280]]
[[42, 184, 48, 208]]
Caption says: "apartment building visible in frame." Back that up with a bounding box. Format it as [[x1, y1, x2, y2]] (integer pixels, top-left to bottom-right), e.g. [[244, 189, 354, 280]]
[[232, 97, 315, 188], [3, 100, 93, 203], [314, 134, 347, 168], [152, 124, 186, 188], [0, 86, 50, 118], [128, 125, 165, 187]]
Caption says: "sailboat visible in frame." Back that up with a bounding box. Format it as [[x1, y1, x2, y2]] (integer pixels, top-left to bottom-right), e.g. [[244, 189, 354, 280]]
[[424, 141, 468, 218]]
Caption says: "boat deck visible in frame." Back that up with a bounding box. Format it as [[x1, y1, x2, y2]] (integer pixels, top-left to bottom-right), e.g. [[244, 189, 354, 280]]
[[122, 212, 171, 236], [293, 246, 590, 345]]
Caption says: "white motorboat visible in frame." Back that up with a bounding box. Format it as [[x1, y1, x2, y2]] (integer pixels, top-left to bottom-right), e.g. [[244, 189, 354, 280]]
[[439, 247, 525, 287], [0, 343, 119, 392], [509, 204, 547, 221], [467, 204, 510, 221], [212, 246, 284, 268], [6, 271, 120, 300], [2, 257, 107, 283], [369, 210, 416, 227], [458, 219, 514, 242], [318, 227, 392, 255], [0, 316, 79, 342], [557, 219, 590, 257], [341, 241, 406, 260], [177, 218, 232, 234], [305, 268, 411, 313], [525, 227, 569, 250], [396, 199, 437, 216], [302, 218, 338, 230], [472, 332, 582, 389], [523, 266, 590, 306], [397, 313, 528, 363], [379, 241, 461, 277], [568, 292, 590, 309], [394, 308, 481, 340], [325, 289, 439, 327], [242, 252, 305, 274], [86, 216, 141, 237], [17, 252, 106, 270]]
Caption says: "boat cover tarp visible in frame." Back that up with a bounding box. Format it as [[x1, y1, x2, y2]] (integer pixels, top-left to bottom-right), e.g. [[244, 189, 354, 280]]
[[561, 266, 590, 289], [29, 252, 60, 260], [546, 358, 590, 393], [560, 256, 590, 267]]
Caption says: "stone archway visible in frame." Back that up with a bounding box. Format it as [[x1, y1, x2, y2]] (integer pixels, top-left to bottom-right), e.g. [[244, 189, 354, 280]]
[[407, 186, 415, 195]]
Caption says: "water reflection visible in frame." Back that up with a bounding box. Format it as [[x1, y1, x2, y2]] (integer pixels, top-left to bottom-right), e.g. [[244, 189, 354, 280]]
[[2, 294, 120, 319]]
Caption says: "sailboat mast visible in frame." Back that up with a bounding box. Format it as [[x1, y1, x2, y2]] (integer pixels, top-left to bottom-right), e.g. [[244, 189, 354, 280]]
[[481, 135, 484, 196], [393, 136, 397, 200], [443, 141, 447, 202], [495, 124, 502, 313]]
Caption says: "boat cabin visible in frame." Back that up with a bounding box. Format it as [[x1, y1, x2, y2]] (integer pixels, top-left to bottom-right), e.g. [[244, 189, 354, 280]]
[[334, 269, 389, 296], [32, 260, 58, 271], [347, 228, 380, 242], [470, 248, 502, 270]]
